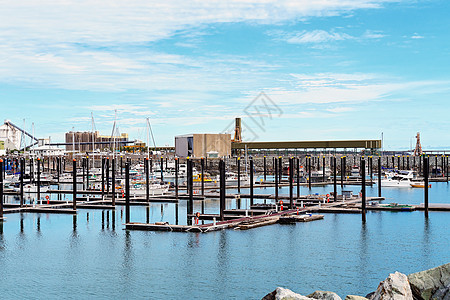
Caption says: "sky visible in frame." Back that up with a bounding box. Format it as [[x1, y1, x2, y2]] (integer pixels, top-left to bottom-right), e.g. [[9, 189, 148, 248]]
[[1, 0, 449, 150]]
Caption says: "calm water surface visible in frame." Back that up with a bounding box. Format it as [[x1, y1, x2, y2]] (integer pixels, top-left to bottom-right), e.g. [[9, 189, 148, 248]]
[[0, 182, 449, 299]]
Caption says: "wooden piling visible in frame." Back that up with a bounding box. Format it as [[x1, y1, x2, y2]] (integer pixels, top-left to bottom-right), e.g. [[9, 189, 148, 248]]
[[160, 157, 164, 182], [237, 157, 241, 194], [86, 156, 89, 188], [289, 157, 293, 209], [201, 157, 205, 196], [274, 158, 278, 201], [72, 159, 77, 210], [378, 156, 382, 197], [296, 157, 300, 198], [101, 157, 105, 198], [219, 159, 226, 221], [106, 157, 110, 194], [0, 159, 3, 219], [361, 158, 366, 222], [308, 156, 312, 190], [250, 158, 254, 207], [175, 158, 179, 200], [187, 157, 193, 224], [424, 156, 429, 217], [20, 158, 24, 207], [112, 158, 116, 206], [333, 156, 337, 201], [263, 156, 266, 181], [125, 162, 130, 223], [278, 156, 282, 183], [322, 156, 326, 183], [145, 158, 149, 203], [37, 158, 41, 202]]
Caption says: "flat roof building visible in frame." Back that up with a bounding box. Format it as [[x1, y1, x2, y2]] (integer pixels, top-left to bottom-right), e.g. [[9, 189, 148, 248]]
[[65, 131, 129, 152], [175, 133, 231, 158]]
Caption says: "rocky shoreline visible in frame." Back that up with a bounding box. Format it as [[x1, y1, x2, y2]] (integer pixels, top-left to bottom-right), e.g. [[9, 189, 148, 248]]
[[262, 262, 450, 300]]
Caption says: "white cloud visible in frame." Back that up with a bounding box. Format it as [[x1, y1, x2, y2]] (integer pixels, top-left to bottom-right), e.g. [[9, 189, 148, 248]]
[[411, 33, 424, 39], [272, 29, 386, 46], [363, 30, 386, 39], [0, 0, 399, 93], [285, 30, 354, 44], [0, 0, 397, 45], [88, 104, 156, 117], [263, 73, 450, 106], [326, 107, 355, 113]]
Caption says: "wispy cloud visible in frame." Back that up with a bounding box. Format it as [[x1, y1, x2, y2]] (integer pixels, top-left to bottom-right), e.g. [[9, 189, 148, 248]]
[[88, 104, 156, 117], [283, 30, 354, 44], [271, 28, 386, 46], [263, 73, 450, 106], [363, 30, 386, 39], [411, 33, 424, 39]]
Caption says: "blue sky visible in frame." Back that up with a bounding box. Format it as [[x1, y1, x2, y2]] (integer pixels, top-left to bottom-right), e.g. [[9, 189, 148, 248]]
[[1, 0, 449, 150]]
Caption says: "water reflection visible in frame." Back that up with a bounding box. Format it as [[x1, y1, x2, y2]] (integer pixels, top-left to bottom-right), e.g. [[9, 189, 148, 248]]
[[357, 218, 369, 291], [101, 211, 105, 230], [36, 216, 41, 236], [122, 231, 133, 280], [0, 221, 5, 252], [217, 230, 229, 281], [112, 210, 116, 230], [20, 214, 24, 234], [187, 232, 200, 248], [423, 216, 431, 266], [72, 215, 77, 235]]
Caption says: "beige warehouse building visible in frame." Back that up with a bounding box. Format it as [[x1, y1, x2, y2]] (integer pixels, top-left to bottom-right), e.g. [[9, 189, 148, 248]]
[[175, 134, 231, 158]]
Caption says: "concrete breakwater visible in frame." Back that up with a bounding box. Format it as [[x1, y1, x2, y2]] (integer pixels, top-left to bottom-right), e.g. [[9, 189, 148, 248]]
[[262, 262, 450, 300]]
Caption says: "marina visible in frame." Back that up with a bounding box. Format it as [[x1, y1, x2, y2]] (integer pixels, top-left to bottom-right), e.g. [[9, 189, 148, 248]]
[[2, 0, 450, 298], [0, 149, 449, 298]]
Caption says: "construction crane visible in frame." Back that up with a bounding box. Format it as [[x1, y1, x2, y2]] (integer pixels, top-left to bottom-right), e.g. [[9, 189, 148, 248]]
[[413, 132, 423, 156]]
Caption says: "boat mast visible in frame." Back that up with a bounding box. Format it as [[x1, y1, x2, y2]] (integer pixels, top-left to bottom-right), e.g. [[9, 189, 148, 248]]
[[146, 118, 150, 159], [111, 109, 117, 160], [91, 112, 95, 168]]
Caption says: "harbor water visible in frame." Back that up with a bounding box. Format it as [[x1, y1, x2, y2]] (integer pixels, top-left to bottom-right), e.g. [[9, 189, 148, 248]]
[[0, 183, 449, 299]]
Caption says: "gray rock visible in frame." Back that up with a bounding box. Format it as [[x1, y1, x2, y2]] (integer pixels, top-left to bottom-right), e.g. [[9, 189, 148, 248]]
[[370, 271, 413, 300], [345, 296, 368, 300], [408, 263, 450, 300], [307, 290, 342, 300], [262, 287, 313, 300]]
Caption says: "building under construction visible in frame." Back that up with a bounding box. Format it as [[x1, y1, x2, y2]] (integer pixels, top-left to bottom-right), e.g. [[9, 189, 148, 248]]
[[65, 131, 129, 152]]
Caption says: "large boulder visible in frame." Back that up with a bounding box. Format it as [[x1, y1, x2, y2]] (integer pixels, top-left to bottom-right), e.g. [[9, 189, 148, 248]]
[[345, 296, 368, 300], [262, 287, 313, 300], [370, 271, 413, 300], [407, 263, 450, 300], [307, 290, 342, 300]]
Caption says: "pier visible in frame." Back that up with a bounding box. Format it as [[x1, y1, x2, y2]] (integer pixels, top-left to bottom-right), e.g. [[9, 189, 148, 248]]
[[0, 152, 449, 233]]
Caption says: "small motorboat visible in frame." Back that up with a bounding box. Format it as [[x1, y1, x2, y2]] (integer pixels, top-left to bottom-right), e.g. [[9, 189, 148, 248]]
[[410, 183, 432, 188]]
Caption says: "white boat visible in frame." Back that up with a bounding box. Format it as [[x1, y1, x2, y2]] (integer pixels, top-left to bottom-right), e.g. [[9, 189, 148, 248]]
[[14, 184, 50, 193], [310, 168, 331, 180], [129, 182, 170, 197], [381, 170, 419, 187], [225, 172, 250, 186]]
